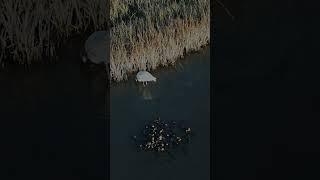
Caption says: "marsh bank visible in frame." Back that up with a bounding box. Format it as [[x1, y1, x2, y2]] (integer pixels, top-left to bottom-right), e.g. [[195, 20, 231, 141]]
[[1, 0, 209, 83]]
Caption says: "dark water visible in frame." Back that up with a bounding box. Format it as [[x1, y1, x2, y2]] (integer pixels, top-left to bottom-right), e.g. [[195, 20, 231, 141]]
[[110, 47, 210, 180], [0, 38, 107, 178], [215, 0, 320, 179]]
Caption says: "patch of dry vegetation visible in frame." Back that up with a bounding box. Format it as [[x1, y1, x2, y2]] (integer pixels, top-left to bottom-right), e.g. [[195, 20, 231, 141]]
[[0, 0, 107, 65], [110, 0, 210, 81], [0, 0, 210, 82]]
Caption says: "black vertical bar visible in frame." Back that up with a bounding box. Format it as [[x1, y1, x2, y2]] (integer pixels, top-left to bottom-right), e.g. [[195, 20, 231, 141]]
[[106, 0, 111, 179], [211, 1, 215, 180]]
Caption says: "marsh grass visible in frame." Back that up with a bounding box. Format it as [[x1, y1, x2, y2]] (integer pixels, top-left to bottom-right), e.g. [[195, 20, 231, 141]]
[[0, 0, 108, 65], [110, 0, 210, 81], [0, 0, 210, 82]]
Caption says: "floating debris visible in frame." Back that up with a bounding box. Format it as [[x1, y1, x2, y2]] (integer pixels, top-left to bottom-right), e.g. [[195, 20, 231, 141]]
[[132, 117, 192, 153]]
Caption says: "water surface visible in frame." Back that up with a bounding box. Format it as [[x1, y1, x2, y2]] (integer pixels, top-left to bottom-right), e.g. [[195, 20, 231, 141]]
[[110, 47, 210, 180]]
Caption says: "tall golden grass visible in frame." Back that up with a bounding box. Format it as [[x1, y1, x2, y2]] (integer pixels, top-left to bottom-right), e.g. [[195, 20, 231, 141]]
[[0, 0, 108, 65], [110, 0, 210, 81], [0, 0, 210, 83]]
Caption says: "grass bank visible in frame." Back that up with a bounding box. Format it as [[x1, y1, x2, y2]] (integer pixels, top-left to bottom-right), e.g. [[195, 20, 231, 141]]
[[0, 0, 210, 82], [0, 0, 108, 65], [110, 0, 210, 81]]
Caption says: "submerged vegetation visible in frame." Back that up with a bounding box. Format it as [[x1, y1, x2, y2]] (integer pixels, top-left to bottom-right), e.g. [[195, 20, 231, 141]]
[[110, 0, 210, 81], [0, 0, 107, 65], [133, 117, 192, 153]]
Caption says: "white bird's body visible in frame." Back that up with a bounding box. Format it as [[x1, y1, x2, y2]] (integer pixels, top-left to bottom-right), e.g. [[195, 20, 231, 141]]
[[83, 31, 108, 64], [136, 71, 156, 86]]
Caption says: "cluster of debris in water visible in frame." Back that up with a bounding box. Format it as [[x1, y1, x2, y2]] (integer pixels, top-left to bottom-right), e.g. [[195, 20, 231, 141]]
[[133, 117, 192, 153]]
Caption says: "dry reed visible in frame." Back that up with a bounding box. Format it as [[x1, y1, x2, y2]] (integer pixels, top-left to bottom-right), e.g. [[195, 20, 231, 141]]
[[0, 0, 108, 65], [0, 0, 210, 83], [110, 0, 210, 81]]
